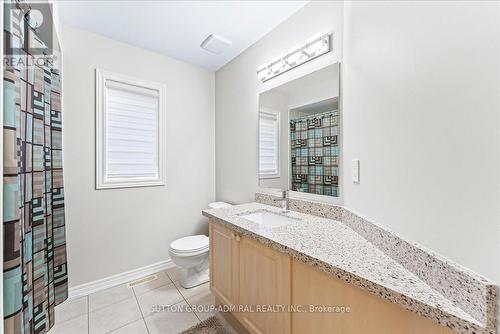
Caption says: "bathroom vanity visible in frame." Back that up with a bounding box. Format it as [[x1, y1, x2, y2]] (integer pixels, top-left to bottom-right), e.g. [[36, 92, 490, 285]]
[[203, 201, 496, 334], [239, 62, 497, 334]]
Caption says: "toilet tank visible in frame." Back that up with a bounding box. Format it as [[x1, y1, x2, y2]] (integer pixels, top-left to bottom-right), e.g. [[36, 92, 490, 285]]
[[208, 202, 232, 209]]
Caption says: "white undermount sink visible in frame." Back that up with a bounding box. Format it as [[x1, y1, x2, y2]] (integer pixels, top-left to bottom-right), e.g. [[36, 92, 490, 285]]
[[239, 210, 300, 228]]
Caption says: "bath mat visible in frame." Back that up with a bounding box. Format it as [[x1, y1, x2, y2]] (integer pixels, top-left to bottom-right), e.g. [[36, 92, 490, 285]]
[[179, 315, 231, 334]]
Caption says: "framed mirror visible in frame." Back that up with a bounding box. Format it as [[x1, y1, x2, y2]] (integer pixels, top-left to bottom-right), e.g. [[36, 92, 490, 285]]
[[258, 63, 340, 201]]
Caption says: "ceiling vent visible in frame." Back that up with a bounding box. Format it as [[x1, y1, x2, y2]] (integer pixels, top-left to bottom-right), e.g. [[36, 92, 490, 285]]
[[200, 34, 232, 54]]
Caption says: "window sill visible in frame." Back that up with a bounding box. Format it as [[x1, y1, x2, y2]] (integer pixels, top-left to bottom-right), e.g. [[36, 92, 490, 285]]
[[96, 179, 165, 190], [259, 174, 281, 180]]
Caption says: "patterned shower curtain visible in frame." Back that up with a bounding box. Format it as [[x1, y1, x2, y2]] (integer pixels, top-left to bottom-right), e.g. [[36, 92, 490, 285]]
[[3, 1, 68, 333], [290, 110, 340, 196]]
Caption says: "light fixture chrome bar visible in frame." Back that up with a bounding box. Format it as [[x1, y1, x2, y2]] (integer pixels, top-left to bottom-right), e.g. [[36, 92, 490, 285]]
[[257, 33, 331, 82]]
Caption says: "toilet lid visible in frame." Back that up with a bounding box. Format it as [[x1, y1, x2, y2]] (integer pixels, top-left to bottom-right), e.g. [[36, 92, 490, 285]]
[[208, 202, 232, 209], [170, 235, 209, 253]]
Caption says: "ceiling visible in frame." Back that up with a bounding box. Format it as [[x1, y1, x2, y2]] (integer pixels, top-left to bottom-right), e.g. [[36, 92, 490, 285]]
[[272, 63, 339, 96], [57, 1, 309, 70], [290, 97, 338, 116]]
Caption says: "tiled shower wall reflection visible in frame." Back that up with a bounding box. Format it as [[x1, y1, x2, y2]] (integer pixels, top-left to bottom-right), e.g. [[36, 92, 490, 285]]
[[290, 111, 339, 196]]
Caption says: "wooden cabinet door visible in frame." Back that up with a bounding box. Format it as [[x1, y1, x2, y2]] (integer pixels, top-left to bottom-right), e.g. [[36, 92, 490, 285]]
[[209, 222, 239, 307], [291, 260, 455, 334], [238, 236, 291, 334]]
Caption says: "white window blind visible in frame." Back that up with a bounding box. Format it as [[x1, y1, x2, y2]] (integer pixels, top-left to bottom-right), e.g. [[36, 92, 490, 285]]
[[105, 81, 158, 178], [96, 69, 165, 189], [259, 110, 280, 178]]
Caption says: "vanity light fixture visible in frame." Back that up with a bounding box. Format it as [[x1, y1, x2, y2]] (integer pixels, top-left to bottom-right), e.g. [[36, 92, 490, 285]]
[[257, 33, 331, 82]]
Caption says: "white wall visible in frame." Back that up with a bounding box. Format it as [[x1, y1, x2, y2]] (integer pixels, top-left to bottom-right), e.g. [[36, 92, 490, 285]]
[[215, 1, 344, 204], [342, 0, 500, 285], [61, 25, 215, 287], [215, 0, 499, 288]]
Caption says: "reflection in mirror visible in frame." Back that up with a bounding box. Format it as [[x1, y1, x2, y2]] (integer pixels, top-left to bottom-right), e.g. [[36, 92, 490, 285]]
[[258, 63, 340, 198]]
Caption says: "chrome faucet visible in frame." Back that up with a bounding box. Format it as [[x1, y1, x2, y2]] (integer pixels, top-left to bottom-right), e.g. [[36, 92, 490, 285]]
[[273, 190, 289, 213]]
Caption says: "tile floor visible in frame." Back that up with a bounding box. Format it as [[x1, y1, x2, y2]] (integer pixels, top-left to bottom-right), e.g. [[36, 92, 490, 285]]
[[49, 267, 216, 334]]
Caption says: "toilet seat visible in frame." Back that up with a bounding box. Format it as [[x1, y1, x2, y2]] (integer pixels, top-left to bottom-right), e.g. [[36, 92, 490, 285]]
[[169, 235, 209, 256]]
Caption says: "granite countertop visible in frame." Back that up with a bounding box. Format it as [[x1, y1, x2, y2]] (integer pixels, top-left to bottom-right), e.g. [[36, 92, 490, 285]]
[[203, 202, 483, 334]]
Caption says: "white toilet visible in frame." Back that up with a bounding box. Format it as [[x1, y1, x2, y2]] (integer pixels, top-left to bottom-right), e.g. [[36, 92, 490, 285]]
[[169, 202, 232, 288]]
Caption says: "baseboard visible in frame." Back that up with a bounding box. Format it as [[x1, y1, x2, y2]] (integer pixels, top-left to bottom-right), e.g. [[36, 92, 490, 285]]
[[68, 259, 175, 300]]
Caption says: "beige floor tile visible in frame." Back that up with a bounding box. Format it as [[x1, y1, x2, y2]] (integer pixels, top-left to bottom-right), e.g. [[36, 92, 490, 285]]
[[144, 302, 199, 334], [132, 272, 171, 296], [89, 298, 141, 334], [55, 296, 88, 324], [136, 282, 185, 317], [108, 319, 148, 334], [186, 288, 215, 321], [174, 281, 210, 300], [164, 266, 182, 282], [48, 313, 88, 334], [89, 284, 135, 312]]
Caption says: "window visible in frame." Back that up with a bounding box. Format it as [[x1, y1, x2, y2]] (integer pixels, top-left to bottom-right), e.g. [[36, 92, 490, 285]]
[[95, 69, 166, 189], [259, 109, 280, 178]]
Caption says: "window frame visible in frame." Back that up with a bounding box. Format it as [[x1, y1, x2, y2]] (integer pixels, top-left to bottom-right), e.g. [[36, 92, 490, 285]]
[[95, 69, 166, 190], [258, 108, 281, 179]]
